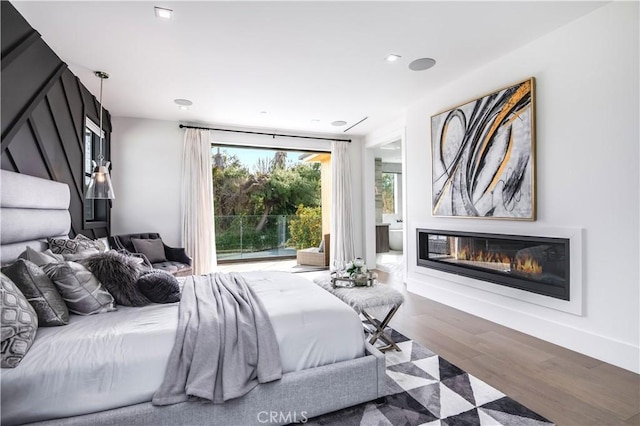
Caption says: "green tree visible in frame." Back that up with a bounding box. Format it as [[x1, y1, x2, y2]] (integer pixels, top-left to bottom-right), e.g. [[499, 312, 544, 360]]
[[212, 153, 250, 216], [288, 205, 322, 249], [381, 172, 395, 214], [244, 154, 321, 231]]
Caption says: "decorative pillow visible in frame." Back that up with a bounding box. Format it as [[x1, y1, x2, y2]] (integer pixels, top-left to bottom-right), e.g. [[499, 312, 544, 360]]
[[1, 259, 68, 326], [97, 237, 110, 252], [48, 234, 103, 255], [43, 262, 116, 315], [131, 238, 167, 264], [19, 246, 64, 266], [81, 251, 150, 307], [136, 270, 181, 304], [1, 273, 38, 368], [61, 248, 102, 262]]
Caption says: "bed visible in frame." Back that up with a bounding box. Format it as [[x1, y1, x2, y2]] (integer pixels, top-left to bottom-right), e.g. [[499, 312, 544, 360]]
[[0, 170, 386, 425]]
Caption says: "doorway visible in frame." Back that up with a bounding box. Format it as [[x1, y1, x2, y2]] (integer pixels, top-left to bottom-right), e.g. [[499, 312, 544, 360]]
[[363, 128, 407, 282]]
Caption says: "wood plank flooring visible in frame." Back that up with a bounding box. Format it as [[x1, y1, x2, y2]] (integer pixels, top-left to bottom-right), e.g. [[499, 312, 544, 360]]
[[376, 268, 640, 426], [218, 257, 639, 425]]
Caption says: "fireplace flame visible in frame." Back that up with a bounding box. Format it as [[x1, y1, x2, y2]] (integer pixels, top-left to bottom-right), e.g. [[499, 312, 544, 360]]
[[455, 246, 542, 276], [515, 257, 543, 275]]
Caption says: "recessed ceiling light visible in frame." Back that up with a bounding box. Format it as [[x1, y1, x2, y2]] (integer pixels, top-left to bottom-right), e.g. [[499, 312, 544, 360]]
[[311, 119, 320, 124], [409, 57, 436, 71], [385, 54, 401, 62], [260, 111, 268, 115], [154, 6, 173, 20], [174, 99, 192, 110], [331, 120, 347, 127]]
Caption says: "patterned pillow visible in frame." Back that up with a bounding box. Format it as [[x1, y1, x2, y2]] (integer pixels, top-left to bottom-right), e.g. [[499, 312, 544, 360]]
[[48, 234, 103, 255], [43, 262, 116, 316], [1, 273, 38, 368], [1, 259, 69, 326], [61, 248, 102, 262]]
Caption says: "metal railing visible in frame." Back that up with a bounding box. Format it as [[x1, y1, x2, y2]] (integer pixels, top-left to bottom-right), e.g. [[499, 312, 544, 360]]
[[214, 215, 297, 261]]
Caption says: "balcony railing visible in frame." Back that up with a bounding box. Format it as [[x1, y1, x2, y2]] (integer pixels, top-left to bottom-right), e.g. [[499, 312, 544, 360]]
[[215, 215, 297, 261]]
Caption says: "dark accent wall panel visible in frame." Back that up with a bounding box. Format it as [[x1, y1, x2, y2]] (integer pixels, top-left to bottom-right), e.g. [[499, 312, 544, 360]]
[[1, 1, 111, 239]]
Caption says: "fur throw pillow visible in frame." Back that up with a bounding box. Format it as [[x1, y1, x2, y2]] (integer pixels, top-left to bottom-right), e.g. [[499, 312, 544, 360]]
[[136, 270, 181, 304], [81, 251, 150, 307]]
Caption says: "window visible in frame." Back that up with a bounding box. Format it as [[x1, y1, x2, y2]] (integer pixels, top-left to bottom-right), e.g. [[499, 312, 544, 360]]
[[211, 145, 328, 262], [381, 172, 398, 214]]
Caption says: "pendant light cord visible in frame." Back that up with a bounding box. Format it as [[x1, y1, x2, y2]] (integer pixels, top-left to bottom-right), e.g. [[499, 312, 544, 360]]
[[98, 74, 104, 162], [95, 71, 109, 162]]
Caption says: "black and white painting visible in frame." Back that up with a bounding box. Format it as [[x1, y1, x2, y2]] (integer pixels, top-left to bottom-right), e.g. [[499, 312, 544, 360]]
[[431, 78, 536, 220]]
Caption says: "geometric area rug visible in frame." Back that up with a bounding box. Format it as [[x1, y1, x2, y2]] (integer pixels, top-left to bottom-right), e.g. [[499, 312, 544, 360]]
[[304, 327, 555, 426]]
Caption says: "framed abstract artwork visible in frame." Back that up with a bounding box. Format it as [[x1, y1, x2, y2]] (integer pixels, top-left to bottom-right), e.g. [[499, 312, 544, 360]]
[[431, 77, 536, 220]]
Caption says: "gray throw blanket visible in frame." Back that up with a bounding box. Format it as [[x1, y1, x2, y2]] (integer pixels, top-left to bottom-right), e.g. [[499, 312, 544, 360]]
[[152, 272, 282, 406]]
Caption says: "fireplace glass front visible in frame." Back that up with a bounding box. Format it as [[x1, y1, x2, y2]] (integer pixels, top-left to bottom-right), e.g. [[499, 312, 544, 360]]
[[417, 229, 570, 300]]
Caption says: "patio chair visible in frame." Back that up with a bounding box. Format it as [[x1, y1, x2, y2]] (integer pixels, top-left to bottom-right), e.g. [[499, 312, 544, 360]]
[[296, 234, 330, 267]]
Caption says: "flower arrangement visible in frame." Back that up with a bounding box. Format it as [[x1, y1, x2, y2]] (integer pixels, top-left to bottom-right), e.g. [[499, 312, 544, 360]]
[[346, 257, 366, 277], [330, 257, 377, 288]]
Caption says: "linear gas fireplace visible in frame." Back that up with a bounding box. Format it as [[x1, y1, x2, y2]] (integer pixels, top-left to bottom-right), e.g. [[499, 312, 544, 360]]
[[417, 229, 570, 300]]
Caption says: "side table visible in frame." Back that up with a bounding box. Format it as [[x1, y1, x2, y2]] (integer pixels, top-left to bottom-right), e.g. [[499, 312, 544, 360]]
[[314, 276, 404, 352]]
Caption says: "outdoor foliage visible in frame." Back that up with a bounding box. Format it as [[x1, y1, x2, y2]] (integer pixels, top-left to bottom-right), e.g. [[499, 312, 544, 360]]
[[212, 149, 323, 255], [288, 205, 322, 249], [381, 172, 395, 214]]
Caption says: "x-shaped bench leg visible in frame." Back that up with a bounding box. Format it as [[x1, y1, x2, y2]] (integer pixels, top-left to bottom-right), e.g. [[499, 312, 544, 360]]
[[362, 305, 401, 352]]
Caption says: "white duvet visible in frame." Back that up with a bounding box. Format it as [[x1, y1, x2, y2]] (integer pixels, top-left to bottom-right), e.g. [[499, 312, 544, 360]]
[[1, 271, 364, 425]]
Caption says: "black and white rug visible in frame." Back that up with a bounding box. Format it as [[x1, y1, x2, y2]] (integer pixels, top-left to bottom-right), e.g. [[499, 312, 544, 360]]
[[306, 328, 554, 426]]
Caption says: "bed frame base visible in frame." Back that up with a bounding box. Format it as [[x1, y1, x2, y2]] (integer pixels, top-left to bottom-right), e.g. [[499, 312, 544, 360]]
[[30, 344, 386, 426]]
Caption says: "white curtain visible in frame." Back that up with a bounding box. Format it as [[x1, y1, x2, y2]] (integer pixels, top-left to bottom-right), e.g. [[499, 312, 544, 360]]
[[181, 128, 216, 274], [330, 141, 355, 265]]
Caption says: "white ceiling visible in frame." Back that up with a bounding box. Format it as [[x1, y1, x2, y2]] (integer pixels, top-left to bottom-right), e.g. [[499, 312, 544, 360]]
[[13, 1, 606, 137]]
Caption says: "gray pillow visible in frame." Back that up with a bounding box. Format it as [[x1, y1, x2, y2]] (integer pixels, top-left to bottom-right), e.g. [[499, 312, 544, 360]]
[[131, 238, 167, 264], [1, 273, 38, 368], [136, 270, 181, 304], [43, 262, 116, 316], [48, 234, 104, 255], [1, 259, 68, 326], [81, 251, 150, 307], [61, 248, 101, 262], [19, 246, 64, 266]]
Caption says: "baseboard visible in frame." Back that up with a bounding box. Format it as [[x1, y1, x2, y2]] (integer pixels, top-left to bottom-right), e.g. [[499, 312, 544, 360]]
[[406, 277, 640, 374]]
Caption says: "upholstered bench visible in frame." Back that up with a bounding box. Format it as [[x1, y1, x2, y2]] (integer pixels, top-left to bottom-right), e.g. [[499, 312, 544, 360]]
[[314, 276, 404, 352]]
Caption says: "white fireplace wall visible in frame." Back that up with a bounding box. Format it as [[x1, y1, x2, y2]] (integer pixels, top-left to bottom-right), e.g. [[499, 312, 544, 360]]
[[394, 2, 638, 372]]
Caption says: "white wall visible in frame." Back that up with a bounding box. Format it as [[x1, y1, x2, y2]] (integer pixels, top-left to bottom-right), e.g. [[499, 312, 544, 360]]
[[371, 2, 639, 372], [111, 117, 184, 247], [111, 118, 364, 257]]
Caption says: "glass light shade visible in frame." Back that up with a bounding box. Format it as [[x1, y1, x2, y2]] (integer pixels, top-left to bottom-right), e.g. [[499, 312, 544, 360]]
[[86, 160, 115, 199]]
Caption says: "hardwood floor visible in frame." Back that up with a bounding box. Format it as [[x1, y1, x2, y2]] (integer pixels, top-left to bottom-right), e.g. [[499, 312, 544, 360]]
[[375, 268, 640, 426]]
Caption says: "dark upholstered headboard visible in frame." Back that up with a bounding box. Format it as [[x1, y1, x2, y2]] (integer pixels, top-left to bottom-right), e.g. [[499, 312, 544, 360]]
[[0, 170, 71, 265]]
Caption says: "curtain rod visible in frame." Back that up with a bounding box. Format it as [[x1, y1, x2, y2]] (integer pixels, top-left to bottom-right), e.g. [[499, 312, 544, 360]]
[[179, 124, 351, 143]]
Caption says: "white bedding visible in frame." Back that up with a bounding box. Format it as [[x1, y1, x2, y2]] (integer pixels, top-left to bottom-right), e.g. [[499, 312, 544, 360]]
[[1, 271, 364, 425]]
